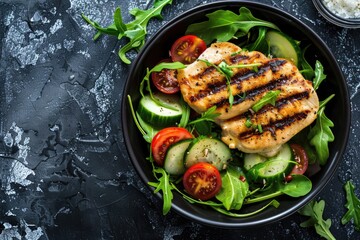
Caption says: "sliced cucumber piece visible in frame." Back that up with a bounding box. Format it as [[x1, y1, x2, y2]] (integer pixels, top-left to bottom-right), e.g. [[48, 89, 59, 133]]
[[243, 153, 267, 171], [137, 92, 183, 127], [164, 139, 192, 175], [265, 30, 301, 66], [246, 144, 295, 183], [184, 137, 232, 170]]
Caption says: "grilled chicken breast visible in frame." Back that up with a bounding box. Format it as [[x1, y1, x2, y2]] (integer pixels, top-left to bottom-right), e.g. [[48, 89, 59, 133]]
[[177, 42, 319, 156]]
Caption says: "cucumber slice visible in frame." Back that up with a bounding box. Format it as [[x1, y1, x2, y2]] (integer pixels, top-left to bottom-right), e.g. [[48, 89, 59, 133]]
[[184, 137, 232, 170], [243, 153, 267, 171], [137, 92, 182, 127], [246, 144, 295, 183], [265, 30, 301, 66], [164, 139, 192, 175]]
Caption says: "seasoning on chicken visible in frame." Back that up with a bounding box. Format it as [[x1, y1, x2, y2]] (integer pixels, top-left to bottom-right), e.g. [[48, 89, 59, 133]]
[[177, 42, 319, 156]]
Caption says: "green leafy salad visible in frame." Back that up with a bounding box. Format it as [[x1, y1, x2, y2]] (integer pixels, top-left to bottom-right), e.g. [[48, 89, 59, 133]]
[[84, 3, 335, 217], [124, 6, 336, 217]]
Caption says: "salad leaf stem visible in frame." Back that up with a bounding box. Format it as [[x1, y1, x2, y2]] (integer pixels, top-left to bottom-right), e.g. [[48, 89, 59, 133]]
[[148, 167, 174, 215], [251, 90, 281, 112], [127, 95, 146, 136], [82, 0, 173, 64], [341, 181, 360, 231], [299, 200, 336, 240], [212, 199, 280, 217]]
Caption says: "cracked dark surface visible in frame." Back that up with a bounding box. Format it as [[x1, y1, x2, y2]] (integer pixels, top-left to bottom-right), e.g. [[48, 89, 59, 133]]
[[0, 0, 360, 239]]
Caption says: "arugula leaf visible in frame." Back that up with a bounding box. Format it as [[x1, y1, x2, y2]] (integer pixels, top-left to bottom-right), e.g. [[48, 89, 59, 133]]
[[136, 112, 159, 143], [342, 181, 360, 231], [198, 59, 260, 108], [171, 183, 223, 207], [114, 7, 127, 39], [246, 27, 269, 54], [308, 95, 335, 165], [188, 106, 220, 125], [187, 106, 220, 135], [178, 99, 190, 128], [298, 200, 336, 240], [299, 45, 315, 80], [148, 167, 174, 215], [245, 175, 312, 204], [216, 165, 249, 210], [312, 60, 327, 90], [82, 0, 173, 64], [251, 90, 281, 112], [186, 7, 279, 45], [199, 59, 234, 107]]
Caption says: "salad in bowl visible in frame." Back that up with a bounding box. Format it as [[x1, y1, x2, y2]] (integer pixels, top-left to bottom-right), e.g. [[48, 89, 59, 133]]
[[122, 1, 350, 228]]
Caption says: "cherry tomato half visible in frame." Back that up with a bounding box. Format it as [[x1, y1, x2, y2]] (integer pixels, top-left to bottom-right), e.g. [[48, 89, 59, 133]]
[[183, 162, 222, 201], [289, 143, 309, 175], [151, 59, 179, 94], [170, 35, 207, 64], [151, 127, 193, 166]]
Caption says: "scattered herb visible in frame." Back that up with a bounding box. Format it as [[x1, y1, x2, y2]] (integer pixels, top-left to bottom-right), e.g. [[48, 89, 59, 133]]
[[299, 45, 315, 80], [178, 99, 191, 128], [186, 7, 279, 45], [188, 106, 220, 125], [312, 60, 327, 90], [82, 0, 173, 64], [308, 95, 335, 165], [342, 181, 360, 231], [199, 59, 234, 107], [299, 200, 336, 240], [187, 106, 220, 135], [148, 167, 174, 215], [199, 59, 261, 108], [245, 117, 253, 128], [251, 90, 281, 112], [245, 27, 270, 54]]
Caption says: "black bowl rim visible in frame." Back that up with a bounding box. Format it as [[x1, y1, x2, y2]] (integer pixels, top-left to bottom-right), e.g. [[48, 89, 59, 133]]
[[121, 0, 351, 228], [312, 0, 360, 28]]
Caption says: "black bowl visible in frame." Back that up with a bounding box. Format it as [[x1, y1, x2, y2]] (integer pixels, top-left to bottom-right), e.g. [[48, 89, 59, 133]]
[[121, 1, 350, 228]]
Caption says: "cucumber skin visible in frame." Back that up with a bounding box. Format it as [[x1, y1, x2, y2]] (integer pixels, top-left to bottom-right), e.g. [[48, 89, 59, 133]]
[[265, 30, 301, 67], [164, 139, 192, 175], [245, 144, 295, 183], [184, 137, 232, 171], [137, 93, 182, 127], [243, 153, 267, 171]]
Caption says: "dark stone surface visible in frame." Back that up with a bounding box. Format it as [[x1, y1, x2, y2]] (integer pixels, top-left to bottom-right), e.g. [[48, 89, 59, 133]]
[[0, 0, 359, 239]]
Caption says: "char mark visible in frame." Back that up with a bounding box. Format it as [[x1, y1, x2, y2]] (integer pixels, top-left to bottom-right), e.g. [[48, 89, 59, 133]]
[[190, 59, 288, 104], [238, 111, 310, 140]]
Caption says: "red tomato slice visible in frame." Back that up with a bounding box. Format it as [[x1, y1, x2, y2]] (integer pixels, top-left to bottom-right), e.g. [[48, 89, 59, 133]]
[[151, 59, 179, 94], [183, 162, 222, 201], [289, 143, 309, 175], [170, 35, 207, 64], [151, 127, 193, 166]]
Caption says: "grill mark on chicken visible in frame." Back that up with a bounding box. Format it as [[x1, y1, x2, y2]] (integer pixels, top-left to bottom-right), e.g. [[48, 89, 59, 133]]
[[238, 111, 310, 139], [177, 42, 319, 155], [274, 91, 310, 111], [188, 59, 288, 104]]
